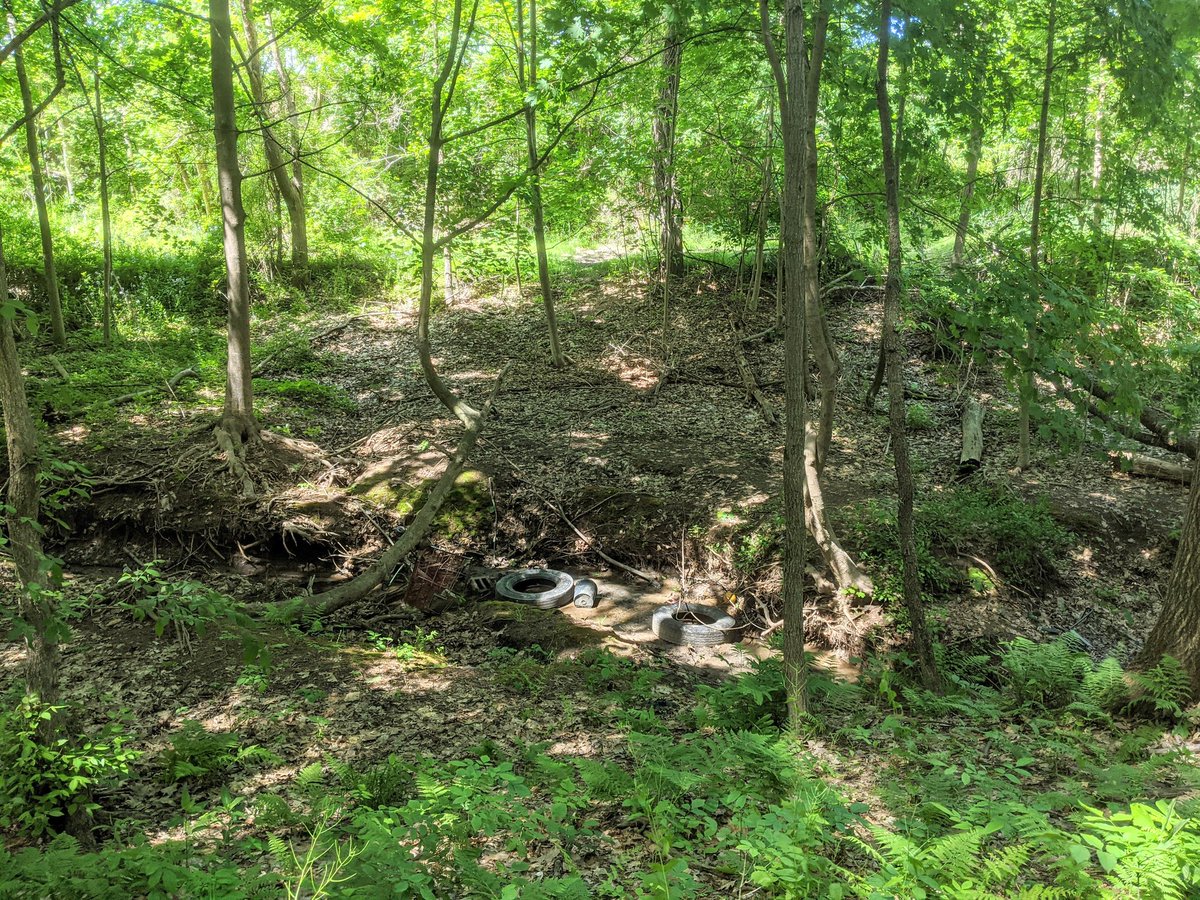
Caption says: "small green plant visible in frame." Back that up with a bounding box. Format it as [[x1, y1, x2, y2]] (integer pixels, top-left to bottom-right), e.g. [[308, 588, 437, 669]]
[[695, 656, 786, 731], [1001, 637, 1092, 708], [1129, 655, 1192, 718], [161, 720, 281, 784], [906, 401, 935, 430], [349, 755, 414, 809], [118, 563, 241, 652], [0, 696, 138, 836], [1069, 800, 1200, 898]]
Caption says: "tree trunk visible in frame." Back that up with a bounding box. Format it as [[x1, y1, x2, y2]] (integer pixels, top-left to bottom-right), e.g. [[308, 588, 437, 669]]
[[57, 116, 74, 202], [877, 0, 940, 691], [94, 72, 114, 345], [653, 20, 684, 293], [959, 399, 985, 478], [952, 119, 984, 267], [1179, 136, 1191, 225], [0, 226, 58, 713], [1019, 0, 1055, 471], [1091, 58, 1106, 233], [801, 9, 838, 471], [240, 0, 308, 288], [210, 0, 258, 452], [13, 33, 66, 347], [417, 0, 479, 428], [267, 364, 510, 622], [760, 0, 809, 723], [1136, 451, 1200, 697], [516, 0, 564, 366], [746, 104, 773, 314]]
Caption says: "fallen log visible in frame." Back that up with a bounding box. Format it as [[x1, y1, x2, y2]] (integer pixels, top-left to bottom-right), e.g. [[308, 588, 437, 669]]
[[252, 315, 365, 377], [729, 319, 778, 426], [261, 361, 512, 623], [110, 367, 198, 406], [957, 399, 984, 479], [1079, 377, 1197, 459], [1111, 451, 1193, 485]]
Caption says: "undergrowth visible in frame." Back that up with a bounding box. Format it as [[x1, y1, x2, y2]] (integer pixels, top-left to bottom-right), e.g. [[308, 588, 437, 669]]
[[844, 484, 1071, 606], [1, 634, 1198, 897]]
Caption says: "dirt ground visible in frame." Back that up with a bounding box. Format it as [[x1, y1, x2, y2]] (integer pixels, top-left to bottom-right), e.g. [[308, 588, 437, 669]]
[[1, 260, 1191, 850]]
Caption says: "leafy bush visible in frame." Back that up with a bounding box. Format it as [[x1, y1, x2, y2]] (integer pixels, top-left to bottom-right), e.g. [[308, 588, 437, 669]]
[[118, 563, 242, 651], [1002, 637, 1093, 708], [695, 656, 786, 731], [0, 696, 137, 836]]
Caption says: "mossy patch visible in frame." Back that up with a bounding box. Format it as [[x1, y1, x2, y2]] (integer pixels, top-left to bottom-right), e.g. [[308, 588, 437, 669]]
[[352, 462, 491, 544]]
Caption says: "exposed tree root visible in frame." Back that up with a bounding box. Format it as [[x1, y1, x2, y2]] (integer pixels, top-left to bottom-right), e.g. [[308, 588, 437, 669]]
[[214, 412, 260, 499], [803, 432, 873, 596]]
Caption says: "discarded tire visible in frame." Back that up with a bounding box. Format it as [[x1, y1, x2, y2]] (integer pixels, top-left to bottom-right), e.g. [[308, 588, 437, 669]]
[[572, 578, 599, 608], [495, 568, 575, 610], [650, 603, 736, 647]]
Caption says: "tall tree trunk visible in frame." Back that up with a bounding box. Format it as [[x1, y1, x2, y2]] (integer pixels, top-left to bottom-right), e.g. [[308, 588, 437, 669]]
[[13, 33, 66, 347], [94, 71, 113, 345], [1191, 179, 1200, 239], [0, 226, 58, 713], [1019, 0, 1055, 471], [952, 119, 984, 267], [1136, 451, 1200, 697], [746, 109, 773, 315], [197, 158, 214, 218], [210, 0, 258, 455], [801, 9, 838, 471], [1179, 136, 1191, 225], [876, 0, 940, 692], [240, 0, 308, 287], [264, 11, 303, 204], [653, 19, 684, 301], [56, 116, 74, 202], [418, 0, 480, 428], [1090, 58, 1106, 233], [761, 0, 811, 724], [516, 0, 564, 366]]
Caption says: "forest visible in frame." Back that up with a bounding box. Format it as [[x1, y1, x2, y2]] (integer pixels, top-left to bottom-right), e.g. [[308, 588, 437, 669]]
[[1, 0, 1200, 895]]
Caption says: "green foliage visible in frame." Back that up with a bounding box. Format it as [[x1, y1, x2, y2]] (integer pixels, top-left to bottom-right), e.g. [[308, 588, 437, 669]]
[[160, 720, 281, 784], [0, 696, 137, 837], [1002, 637, 1094, 708], [0, 833, 269, 900], [846, 485, 1070, 607], [695, 656, 787, 732], [906, 401, 935, 431], [1070, 800, 1200, 899], [255, 378, 359, 413], [118, 563, 242, 651], [1129, 656, 1192, 718]]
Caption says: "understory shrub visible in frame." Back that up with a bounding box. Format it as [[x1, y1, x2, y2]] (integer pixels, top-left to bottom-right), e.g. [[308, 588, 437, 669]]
[[845, 484, 1070, 606], [0, 696, 137, 836]]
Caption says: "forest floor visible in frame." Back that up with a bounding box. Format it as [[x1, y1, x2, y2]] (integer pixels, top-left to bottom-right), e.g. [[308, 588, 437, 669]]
[[1, 258, 1196, 894]]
